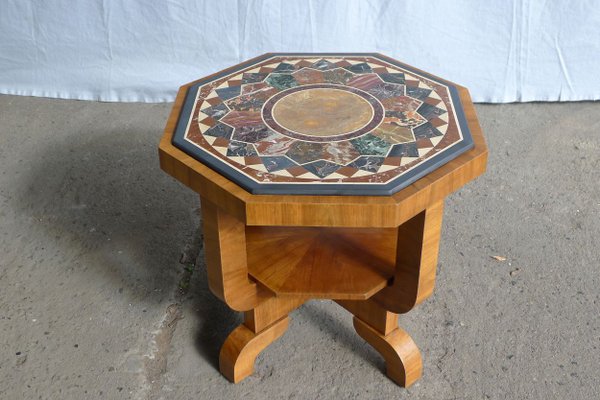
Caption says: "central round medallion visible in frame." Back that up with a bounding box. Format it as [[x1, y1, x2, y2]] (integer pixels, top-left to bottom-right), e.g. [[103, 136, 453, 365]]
[[272, 88, 373, 137], [262, 84, 385, 142]]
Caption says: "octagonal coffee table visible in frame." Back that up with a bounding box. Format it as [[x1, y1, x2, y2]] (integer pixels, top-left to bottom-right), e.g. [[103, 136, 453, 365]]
[[159, 53, 487, 387]]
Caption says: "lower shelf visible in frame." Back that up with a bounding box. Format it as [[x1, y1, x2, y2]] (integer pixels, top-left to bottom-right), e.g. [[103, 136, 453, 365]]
[[246, 226, 397, 300]]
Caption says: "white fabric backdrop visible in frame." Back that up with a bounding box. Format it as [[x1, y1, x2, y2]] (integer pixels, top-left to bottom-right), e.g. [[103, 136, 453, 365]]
[[1, 0, 599, 103]]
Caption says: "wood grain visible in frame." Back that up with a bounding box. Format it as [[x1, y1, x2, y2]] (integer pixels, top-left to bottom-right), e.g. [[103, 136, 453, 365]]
[[246, 226, 396, 299], [374, 201, 444, 314], [200, 198, 270, 311], [219, 316, 289, 383], [337, 299, 398, 336], [353, 317, 422, 387], [244, 295, 306, 333]]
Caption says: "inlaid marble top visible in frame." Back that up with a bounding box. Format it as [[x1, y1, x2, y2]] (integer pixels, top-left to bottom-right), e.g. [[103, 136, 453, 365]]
[[172, 53, 473, 195]]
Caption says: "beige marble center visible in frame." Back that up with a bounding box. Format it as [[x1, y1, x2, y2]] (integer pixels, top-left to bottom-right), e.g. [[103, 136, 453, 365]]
[[272, 88, 373, 136]]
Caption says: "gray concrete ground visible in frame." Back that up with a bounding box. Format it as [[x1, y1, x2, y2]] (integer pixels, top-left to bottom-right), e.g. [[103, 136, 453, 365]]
[[0, 95, 598, 400]]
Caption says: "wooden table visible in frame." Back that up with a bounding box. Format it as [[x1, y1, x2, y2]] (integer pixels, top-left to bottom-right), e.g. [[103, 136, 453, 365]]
[[159, 53, 487, 387]]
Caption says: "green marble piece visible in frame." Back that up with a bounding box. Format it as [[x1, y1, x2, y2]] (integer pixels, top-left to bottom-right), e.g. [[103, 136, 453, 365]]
[[265, 73, 298, 90], [350, 134, 391, 156], [323, 68, 354, 85]]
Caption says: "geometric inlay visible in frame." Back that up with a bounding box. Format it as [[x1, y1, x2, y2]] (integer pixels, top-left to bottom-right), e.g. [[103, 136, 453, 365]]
[[172, 53, 474, 195]]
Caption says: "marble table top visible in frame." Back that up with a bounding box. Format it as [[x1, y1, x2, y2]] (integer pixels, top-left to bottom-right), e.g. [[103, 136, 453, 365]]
[[172, 53, 473, 195]]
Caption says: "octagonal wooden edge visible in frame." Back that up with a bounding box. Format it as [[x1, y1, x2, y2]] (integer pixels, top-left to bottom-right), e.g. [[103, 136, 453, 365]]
[[158, 55, 488, 228]]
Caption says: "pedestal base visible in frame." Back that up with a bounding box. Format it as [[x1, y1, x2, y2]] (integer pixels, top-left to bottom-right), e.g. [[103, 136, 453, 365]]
[[219, 297, 422, 387], [202, 198, 444, 388]]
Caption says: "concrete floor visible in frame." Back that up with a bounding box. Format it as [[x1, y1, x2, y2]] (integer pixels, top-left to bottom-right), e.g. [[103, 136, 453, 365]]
[[0, 95, 598, 400]]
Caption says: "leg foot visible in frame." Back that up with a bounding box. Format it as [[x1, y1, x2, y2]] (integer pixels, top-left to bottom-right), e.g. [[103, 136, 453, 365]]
[[219, 316, 289, 383], [353, 317, 422, 387]]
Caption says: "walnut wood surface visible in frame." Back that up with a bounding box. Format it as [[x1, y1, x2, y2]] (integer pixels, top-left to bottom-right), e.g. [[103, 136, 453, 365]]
[[337, 299, 399, 336], [338, 298, 422, 387], [353, 317, 422, 387], [375, 200, 444, 313], [246, 226, 396, 299], [219, 316, 289, 383], [200, 198, 271, 311], [244, 296, 306, 333]]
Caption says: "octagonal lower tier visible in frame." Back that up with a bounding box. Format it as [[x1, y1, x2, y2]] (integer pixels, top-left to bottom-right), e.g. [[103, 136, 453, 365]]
[[172, 53, 474, 195], [246, 226, 397, 300]]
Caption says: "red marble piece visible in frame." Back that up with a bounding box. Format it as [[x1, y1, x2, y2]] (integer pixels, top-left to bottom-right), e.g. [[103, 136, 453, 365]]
[[259, 67, 275, 74], [382, 157, 402, 166], [254, 134, 296, 156], [286, 165, 310, 177], [227, 87, 278, 111], [221, 110, 263, 128], [429, 117, 447, 128], [205, 97, 223, 106], [424, 97, 443, 106], [381, 96, 422, 113], [244, 156, 263, 165], [334, 166, 360, 177], [295, 60, 313, 68], [293, 68, 325, 85], [346, 73, 382, 90], [213, 137, 230, 147], [334, 60, 352, 67], [199, 116, 217, 127], [416, 137, 434, 148], [241, 82, 269, 94]]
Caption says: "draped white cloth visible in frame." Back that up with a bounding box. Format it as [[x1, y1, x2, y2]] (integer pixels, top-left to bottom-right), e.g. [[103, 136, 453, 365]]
[[1, 0, 599, 103]]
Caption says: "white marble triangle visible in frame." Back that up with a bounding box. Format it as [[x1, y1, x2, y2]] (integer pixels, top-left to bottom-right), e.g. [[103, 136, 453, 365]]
[[429, 90, 442, 100], [378, 164, 398, 173], [353, 169, 374, 177], [400, 156, 418, 166], [346, 59, 365, 65], [203, 135, 217, 145], [297, 172, 320, 180], [326, 172, 348, 179], [198, 123, 212, 132], [206, 90, 218, 99], [439, 112, 449, 122], [229, 156, 245, 164], [430, 136, 443, 146], [250, 164, 269, 172], [418, 147, 433, 157], [271, 169, 293, 177], [214, 146, 228, 156]]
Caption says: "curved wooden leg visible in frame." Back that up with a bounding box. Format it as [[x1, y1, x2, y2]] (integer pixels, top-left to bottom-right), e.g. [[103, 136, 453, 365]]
[[338, 299, 423, 387], [353, 317, 422, 387], [219, 316, 289, 383]]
